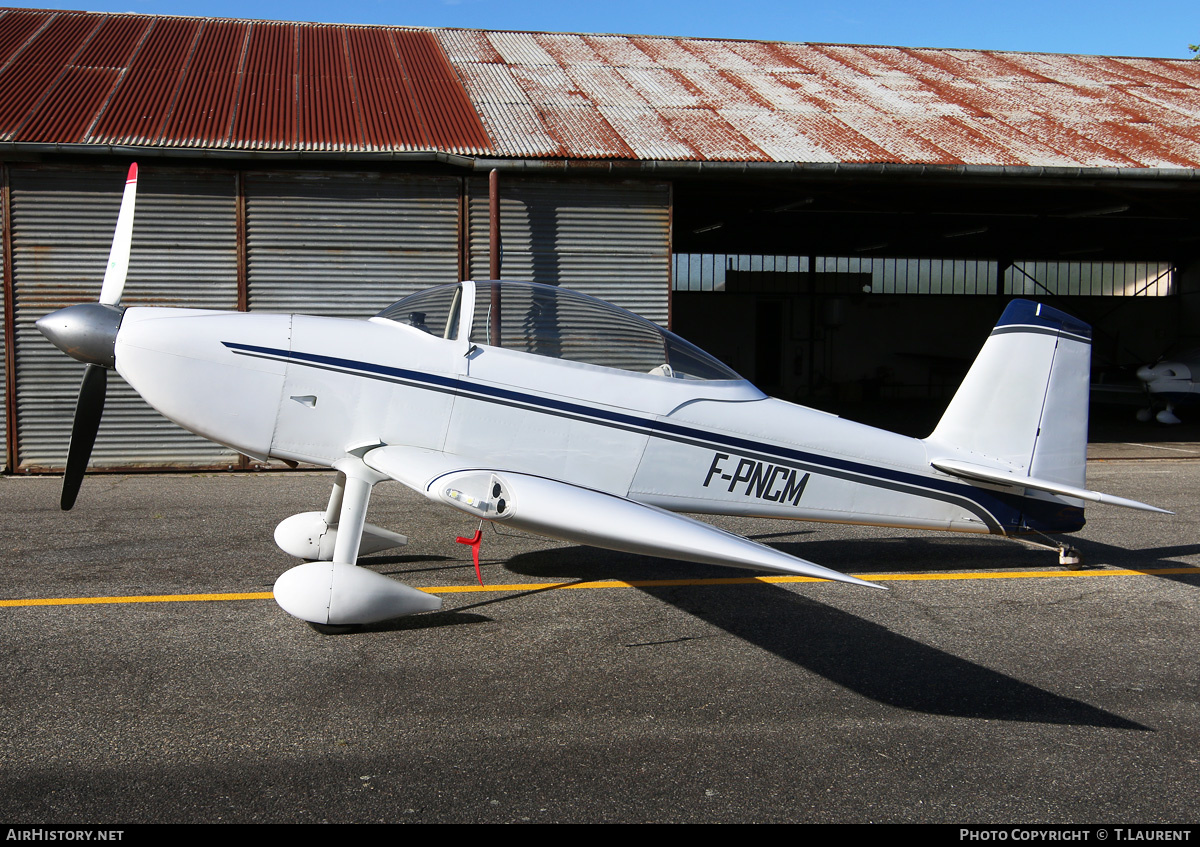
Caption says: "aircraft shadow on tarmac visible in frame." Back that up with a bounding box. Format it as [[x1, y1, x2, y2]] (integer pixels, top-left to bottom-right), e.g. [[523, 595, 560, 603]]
[[753, 531, 1200, 589], [1070, 539, 1200, 586], [753, 532, 1200, 577], [491, 539, 1148, 731]]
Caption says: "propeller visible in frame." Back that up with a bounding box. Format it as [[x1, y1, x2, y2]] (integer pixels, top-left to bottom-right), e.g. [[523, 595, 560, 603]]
[[61, 364, 107, 510], [99, 162, 137, 307], [36, 163, 138, 510]]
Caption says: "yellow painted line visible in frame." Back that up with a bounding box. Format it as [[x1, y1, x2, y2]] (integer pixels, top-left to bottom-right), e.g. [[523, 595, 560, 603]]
[[2, 567, 1197, 609], [864, 568, 1200, 581], [1, 591, 274, 607], [433, 567, 1200, 592]]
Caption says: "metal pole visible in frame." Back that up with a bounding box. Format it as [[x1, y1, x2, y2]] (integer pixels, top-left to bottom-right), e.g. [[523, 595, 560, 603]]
[[489, 168, 500, 280], [2, 164, 15, 472], [488, 168, 502, 346]]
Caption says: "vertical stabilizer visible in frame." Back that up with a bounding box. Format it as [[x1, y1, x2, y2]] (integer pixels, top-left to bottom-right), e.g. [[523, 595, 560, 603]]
[[926, 300, 1092, 489]]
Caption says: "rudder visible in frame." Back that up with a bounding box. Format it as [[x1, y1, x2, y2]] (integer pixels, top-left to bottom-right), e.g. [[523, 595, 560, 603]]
[[926, 300, 1092, 490]]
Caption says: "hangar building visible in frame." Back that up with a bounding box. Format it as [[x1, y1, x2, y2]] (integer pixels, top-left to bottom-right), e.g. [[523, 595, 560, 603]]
[[1, 7, 1198, 472]]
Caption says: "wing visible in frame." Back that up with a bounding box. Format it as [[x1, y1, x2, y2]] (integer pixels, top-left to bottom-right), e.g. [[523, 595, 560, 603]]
[[363, 445, 882, 590]]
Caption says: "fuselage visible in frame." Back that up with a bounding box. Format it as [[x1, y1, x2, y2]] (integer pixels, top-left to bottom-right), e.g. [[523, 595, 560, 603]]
[[113, 284, 1083, 539]]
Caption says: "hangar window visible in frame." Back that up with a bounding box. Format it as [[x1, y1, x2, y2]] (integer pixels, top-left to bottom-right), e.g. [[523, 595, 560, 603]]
[[674, 254, 999, 295], [674, 254, 1174, 297], [1004, 262, 1173, 297], [816, 257, 999, 295]]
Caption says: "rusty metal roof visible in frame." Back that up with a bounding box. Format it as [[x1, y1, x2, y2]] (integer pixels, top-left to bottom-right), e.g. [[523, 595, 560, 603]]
[[0, 7, 491, 153], [438, 30, 1200, 168], [1, 8, 1199, 168]]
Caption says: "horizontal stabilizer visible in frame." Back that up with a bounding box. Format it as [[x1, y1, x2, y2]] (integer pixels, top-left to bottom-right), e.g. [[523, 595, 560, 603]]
[[931, 457, 1172, 515], [365, 446, 883, 589]]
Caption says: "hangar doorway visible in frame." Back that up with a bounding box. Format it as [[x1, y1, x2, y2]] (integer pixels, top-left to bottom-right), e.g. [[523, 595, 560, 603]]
[[667, 171, 1200, 437], [671, 253, 1179, 436]]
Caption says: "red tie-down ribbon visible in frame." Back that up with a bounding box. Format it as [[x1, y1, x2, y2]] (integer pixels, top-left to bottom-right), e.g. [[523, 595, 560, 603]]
[[455, 526, 484, 585]]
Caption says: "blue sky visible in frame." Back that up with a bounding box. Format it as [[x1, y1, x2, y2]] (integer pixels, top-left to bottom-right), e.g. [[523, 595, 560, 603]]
[[8, 0, 1199, 59]]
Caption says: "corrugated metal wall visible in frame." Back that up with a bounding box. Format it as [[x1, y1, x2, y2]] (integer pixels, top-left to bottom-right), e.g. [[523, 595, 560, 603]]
[[468, 178, 671, 325], [1, 166, 675, 471], [245, 171, 463, 316], [11, 166, 240, 469], [1, 167, 7, 471]]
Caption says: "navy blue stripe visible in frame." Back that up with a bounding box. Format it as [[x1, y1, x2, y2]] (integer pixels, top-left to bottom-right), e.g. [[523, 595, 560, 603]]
[[995, 300, 1092, 342], [991, 324, 1091, 344], [223, 341, 1084, 534]]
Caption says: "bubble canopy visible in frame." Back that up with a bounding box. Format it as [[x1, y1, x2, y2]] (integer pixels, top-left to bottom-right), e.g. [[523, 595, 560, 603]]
[[376, 281, 743, 381]]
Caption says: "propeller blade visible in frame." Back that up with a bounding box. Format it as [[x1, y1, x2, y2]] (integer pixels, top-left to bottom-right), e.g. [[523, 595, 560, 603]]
[[98, 163, 138, 307], [61, 363, 107, 511], [56, 165, 136, 509]]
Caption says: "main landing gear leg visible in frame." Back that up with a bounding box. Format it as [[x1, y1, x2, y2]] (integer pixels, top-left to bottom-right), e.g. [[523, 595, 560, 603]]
[[329, 457, 379, 568], [305, 458, 383, 634], [323, 471, 347, 530], [272, 453, 442, 632], [273, 467, 407, 561]]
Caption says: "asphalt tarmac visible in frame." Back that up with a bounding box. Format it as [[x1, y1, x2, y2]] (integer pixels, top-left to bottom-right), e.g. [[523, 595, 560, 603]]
[[1, 457, 1198, 824]]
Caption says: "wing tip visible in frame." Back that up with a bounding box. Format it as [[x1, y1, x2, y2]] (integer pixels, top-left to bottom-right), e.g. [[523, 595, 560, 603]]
[[853, 575, 888, 591]]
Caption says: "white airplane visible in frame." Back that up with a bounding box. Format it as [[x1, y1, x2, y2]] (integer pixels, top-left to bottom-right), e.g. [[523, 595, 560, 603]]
[[1135, 351, 1200, 424], [37, 166, 1169, 630]]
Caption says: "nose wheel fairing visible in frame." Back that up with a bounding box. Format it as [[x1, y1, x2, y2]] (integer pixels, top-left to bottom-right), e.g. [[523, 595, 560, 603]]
[[274, 512, 409, 562]]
